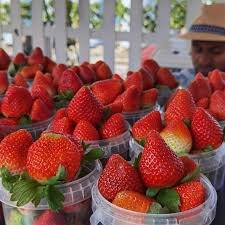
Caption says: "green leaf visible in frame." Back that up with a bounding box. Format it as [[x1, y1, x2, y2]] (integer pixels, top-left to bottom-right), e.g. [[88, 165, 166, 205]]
[[137, 138, 146, 147], [180, 166, 200, 183], [19, 115, 32, 126], [146, 187, 160, 197], [202, 145, 214, 152], [7, 63, 17, 77], [40, 165, 66, 185], [156, 188, 180, 213], [183, 118, 191, 127], [133, 153, 142, 170], [44, 185, 64, 211], [148, 202, 169, 214], [83, 148, 104, 162]]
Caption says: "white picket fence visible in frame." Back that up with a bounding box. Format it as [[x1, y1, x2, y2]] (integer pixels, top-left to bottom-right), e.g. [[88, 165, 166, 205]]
[[0, 0, 224, 73]]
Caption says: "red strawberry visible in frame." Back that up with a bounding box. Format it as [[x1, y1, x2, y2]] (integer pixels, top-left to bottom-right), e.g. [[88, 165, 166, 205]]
[[196, 97, 209, 109], [91, 79, 123, 105], [0, 129, 33, 173], [73, 120, 100, 141], [194, 72, 205, 80], [14, 72, 28, 88], [142, 59, 160, 82], [98, 154, 144, 201], [0, 117, 18, 126], [20, 64, 43, 79], [104, 101, 123, 116], [44, 56, 56, 73], [139, 68, 155, 90], [191, 107, 223, 150], [95, 61, 113, 80], [58, 69, 83, 95], [112, 74, 124, 83], [53, 107, 67, 121], [1, 86, 33, 118], [112, 191, 155, 213], [30, 98, 53, 122], [52, 63, 67, 87], [27, 132, 83, 182], [139, 130, 184, 188], [156, 68, 178, 89], [132, 110, 163, 142], [99, 113, 127, 139], [34, 210, 67, 225], [50, 116, 74, 135], [160, 120, 192, 154], [188, 76, 212, 102], [141, 88, 158, 108], [0, 48, 11, 70], [175, 181, 205, 212], [164, 89, 196, 125], [13, 52, 27, 65], [209, 90, 225, 121], [67, 86, 104, 125], [28, 47, 45, 65], [77, 64, 96, 83], [0, 70, 8, 94], [124, 71, 143, 92], [208, 69, 225, 91], [180, 156, 198, 178]]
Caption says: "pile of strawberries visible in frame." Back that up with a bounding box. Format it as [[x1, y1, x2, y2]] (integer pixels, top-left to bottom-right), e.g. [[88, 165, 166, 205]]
[[98, 130, 205, 214], [132, 89, 224, 155], [188, 69, 225, 121], [49, 86, 128, 142]]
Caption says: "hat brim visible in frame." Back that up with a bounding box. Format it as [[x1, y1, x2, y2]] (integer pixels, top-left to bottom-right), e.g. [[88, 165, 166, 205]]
[[180, 31, 225, 42]]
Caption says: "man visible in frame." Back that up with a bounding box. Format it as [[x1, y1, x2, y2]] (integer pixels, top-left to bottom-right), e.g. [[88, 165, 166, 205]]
[[176, 3, 225, 87]]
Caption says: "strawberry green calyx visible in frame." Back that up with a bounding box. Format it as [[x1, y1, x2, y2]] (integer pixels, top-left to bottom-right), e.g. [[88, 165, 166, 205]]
[[19, 115, 32, 126], [8, 62, 26, 77], [148, 202, 169, 214], [180, 166, 200, 184], [146, 187, 160, 198]]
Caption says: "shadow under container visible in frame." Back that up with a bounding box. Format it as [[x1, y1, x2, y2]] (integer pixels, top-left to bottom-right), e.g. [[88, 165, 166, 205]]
[[90, 175, 217, 225], [0, 160, 102, 225], [86, 122, 131, 166], [122, 103, 160, 126], [0, 116, 53, 140], [129, 139, 225, 191]]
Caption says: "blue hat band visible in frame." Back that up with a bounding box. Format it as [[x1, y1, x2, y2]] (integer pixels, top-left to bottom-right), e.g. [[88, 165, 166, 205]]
[[190, 24, 225, 36]]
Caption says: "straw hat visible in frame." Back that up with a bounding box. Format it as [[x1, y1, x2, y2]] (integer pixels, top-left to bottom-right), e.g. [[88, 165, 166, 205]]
[[180, 3, 225, 41]]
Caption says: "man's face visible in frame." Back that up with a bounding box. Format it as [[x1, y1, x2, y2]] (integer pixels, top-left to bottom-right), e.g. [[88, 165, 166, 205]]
[[191, 40, 225, 76]]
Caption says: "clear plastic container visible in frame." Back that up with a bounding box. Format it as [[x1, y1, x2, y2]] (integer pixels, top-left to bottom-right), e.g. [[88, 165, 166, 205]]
[[90, 175, 217, 225], [129, 139, 225, 190], [87, 122, 131, 166], [122, 103, 160, 126], [0, 160, 102, 225], [219, 121, 225, 130], [0, 116, 53, 140]]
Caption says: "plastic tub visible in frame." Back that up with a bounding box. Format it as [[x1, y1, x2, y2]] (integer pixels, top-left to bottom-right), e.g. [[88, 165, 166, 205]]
[[219, 121, 225, 130], [122, 103, 160, 126], [90, 175, 217, 225], [0, 116, 53, 140], [0, 160, 102, 225], [86, 122, 131, 166], [129, 139, 225, 190]]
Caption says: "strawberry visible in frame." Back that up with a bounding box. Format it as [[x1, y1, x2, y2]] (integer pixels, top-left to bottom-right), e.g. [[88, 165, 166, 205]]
[[142, 59, 160, 82], [95, 61, 113, 80], [98, 154, 144, 201], [160, 120, 192, 154], [0, 48, 11, 70], [99, 113, 127, 139], [188, 75, 212, 101], [164, 89, 196, 125], [27, 132, 83, 182], [132, 110, 163, 142], [208, 69, 225, 91], [58, 69, 83, 95], [180, 156, 198, 178], [194, 72, 205, 80], [34, 210, 67, 225], [14, 72, 28, 88], [53, 107, 67, 121], [50, 116, 74, 135], [124, 71, 143, 92], [209, 90, 225, 121], [0, 129, 33, 173], [52, 63, 67, 87], [104, 101, 123, 116], [112, 73, 124, 83], [112, 191, 155, 213], [20, 64, 43, 79], [30, 98, 53, 122], [13, 52, 27, 65], [77, 64, 96, 83], [156, 68, 178, 89], [191, 107, 223, 150], [139, 68, 155, 90], [28, 47, 45, 65], [196, 97, 209, 109], [0, 70, 8, 94], [175, 181, 205, 212], [91, 79, 123, 105], [0, 117, 18, 126], [67, 86, 104, 125], [141, 88, 158, 108], [73, 120, 100, 141], [43, 56, 56, 73], [139, 130, 184, 188], [1, 86, 33, 118]]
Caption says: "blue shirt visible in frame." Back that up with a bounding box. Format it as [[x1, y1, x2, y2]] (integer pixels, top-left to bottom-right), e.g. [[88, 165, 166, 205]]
[[174, 68, 195, 88]]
